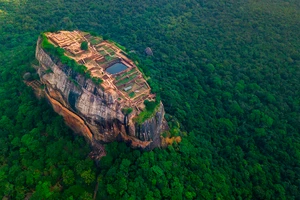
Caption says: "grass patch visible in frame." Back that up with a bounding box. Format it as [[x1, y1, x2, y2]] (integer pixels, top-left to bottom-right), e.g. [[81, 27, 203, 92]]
[[96, 59, 106, 65], [116, 78, 129, 86], [91, 77, 103, 85], [102, 45, 109, 50], [90, 37, 102, 45], [122, 107, 133, 115], [129, 73, 137, 80], [116, 73, 138, 86], [135, 100, 160, 124], [108, 40, 127, 52], [105, 55, 113, 61], [45, 69, 53, 74], [99, 50, 106, 55], [90, 39, 98, 45], [115, 68, 136, 81], [107, 48, 114, 53], [41, 33, 89, 78], [135, 109, 155, 124]]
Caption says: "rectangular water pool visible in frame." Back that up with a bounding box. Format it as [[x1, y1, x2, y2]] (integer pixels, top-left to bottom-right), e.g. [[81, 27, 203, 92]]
[[106, 63, 128, 74]]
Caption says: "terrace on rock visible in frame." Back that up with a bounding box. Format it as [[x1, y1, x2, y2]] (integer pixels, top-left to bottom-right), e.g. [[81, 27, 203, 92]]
[[45, 30, 154, 112]]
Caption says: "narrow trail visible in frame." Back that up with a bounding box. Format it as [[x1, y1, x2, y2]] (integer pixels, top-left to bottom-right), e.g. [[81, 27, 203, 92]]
[[93, 181, 99, 200]]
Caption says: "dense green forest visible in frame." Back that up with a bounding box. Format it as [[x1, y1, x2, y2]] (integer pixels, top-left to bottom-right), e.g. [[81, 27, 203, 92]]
[[0, 0, 299, 199]]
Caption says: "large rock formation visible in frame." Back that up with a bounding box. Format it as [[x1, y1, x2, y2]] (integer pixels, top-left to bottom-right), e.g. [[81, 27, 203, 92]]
[[35, 32, 168, 150]]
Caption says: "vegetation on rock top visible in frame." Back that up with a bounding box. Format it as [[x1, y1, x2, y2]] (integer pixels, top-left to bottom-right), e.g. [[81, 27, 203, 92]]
[[41, 33, 91, 78]]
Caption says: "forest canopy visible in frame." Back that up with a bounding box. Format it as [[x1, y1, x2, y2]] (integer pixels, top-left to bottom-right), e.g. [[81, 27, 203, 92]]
[[0, 0, 299, 199]]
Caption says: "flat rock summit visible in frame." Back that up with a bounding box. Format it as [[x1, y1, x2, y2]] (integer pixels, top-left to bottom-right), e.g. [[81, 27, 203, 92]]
[[35, 30, 168, 151]]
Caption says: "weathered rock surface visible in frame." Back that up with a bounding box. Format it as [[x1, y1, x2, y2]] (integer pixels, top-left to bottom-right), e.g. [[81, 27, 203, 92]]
[[145, 47, 153, 56], [35, 38, 167, 150]]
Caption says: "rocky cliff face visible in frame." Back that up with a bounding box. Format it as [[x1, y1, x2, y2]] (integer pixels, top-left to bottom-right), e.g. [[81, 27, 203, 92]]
[[35, 38, 167, 150]]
